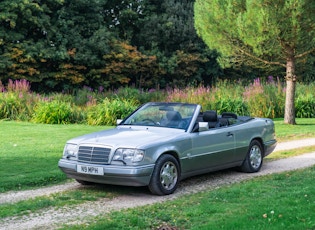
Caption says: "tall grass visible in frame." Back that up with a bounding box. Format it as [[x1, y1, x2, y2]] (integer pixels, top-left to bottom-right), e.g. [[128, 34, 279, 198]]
[[0, 79, 40, 120], [86, 98, 138, 125], [211, 80, 249, 115], [32, 100, 85, 124], [165, 81, 249, 115], [0, 78, 314, 123], [165, 77, 287, 118], [243, 77, 285, 118], [296, 84, 315, 118]]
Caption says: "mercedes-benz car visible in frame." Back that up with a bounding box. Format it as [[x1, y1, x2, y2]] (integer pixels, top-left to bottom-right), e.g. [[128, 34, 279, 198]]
[[58, 102, 276, 195]]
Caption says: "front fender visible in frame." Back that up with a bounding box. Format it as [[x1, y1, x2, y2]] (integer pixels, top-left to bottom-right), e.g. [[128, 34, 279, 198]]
[[147, 138, 192, 164]]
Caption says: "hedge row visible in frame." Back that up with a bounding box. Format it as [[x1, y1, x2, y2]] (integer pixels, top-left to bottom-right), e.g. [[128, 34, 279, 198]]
[[0, 78, 314, 125]]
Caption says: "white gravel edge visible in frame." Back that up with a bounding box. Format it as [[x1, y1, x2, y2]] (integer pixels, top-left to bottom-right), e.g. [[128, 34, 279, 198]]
[[274, 138, 315, 151]]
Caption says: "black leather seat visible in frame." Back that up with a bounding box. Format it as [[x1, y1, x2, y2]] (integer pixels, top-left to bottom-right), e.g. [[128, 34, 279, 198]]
[[165, 111, 182, 127], [203, 110, 218, 128]]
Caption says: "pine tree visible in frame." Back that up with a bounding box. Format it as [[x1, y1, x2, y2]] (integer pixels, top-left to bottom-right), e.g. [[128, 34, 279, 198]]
[[195, 0, 315, 124]]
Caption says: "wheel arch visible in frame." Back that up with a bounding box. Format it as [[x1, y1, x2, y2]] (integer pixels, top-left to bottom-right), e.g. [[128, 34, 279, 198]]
[[250, 137, 265, 156], [156, 151, 181, 174], [239, 137, 264, 173]]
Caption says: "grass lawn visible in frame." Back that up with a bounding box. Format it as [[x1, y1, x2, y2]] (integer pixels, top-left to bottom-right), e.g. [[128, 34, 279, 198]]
[[273, 118, 315, 141], [0, 119, 315, 229], [0, 121, 108, 192], [63, 166, 315, 230]]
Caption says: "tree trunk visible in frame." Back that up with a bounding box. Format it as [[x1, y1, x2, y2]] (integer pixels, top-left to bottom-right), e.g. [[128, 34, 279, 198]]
[[284, 56, 296, 125]]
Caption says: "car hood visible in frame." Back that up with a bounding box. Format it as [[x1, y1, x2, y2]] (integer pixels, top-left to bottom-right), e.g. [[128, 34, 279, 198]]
[[67, 126, 185, 149]]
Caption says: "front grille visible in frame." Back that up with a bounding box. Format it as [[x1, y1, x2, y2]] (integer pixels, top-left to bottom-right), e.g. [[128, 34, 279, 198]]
[[78, 146, 111, 164]]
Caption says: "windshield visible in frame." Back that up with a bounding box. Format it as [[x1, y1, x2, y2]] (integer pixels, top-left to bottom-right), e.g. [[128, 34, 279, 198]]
[[122, 103, 197, 130]]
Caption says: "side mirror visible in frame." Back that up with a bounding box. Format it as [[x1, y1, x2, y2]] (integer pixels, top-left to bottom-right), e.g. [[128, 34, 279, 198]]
[[116, 119, 123, 125]]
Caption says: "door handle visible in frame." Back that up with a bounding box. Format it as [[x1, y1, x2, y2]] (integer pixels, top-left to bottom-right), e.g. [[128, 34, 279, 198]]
[[227, 132, 234, 137]]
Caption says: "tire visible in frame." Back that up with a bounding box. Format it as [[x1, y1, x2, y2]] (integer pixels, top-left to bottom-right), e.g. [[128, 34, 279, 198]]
[[240, 140, 264, 173], [149, 154, 180, 195]]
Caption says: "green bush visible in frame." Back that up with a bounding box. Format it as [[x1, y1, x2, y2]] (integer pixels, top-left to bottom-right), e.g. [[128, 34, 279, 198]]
[[263, 81, 285, 118], [166, 85, 212, 106], [0, 94, 21, 120], [214, 98, 249, 115], [296, 95, 315, 118], [0, 93, 34, 120], [114, 87, 141, 100], [86, 98, 138, 125], [32, 100, 84, 124], [113, 87, 165, 104], [295, 83, 315, 118], [166, 81, 249, 115], [72, 87, 99, 106], [1, 78, 315, 122], [243, 78, 285, 118], [0, 80, 40, 121]]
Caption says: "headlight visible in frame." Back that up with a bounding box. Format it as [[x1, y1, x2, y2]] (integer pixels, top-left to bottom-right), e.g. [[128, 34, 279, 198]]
[[63, 143, 78, 158], [112, 148, 145, 164]]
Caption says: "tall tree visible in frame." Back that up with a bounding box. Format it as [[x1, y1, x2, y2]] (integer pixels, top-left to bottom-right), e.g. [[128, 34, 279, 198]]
[[0, 0, 115, 91], [102, 41, 161, 89], [195, 0, 315, 124], [130, 0, 222, 87], [0, 0, 54, 82], [45, 0, 113, 90], [103, 0, 144, 41]]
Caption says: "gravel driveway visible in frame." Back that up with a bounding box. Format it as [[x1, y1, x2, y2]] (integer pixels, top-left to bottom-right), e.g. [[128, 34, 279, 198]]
[[1, 138, 315, 230]]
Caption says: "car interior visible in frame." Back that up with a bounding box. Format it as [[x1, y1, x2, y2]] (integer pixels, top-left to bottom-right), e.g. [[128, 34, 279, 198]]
[[194, 110, 239, 132]]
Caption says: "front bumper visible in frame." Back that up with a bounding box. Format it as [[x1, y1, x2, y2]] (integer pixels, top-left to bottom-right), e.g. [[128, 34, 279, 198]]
[[58, 159, 154, 187]]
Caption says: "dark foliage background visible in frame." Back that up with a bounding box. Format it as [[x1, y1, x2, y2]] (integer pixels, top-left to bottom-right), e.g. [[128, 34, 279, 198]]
[[0, 0, 314, 92]]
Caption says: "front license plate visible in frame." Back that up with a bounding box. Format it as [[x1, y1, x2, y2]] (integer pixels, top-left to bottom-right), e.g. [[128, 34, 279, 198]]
[[77, 165, 104, 175]]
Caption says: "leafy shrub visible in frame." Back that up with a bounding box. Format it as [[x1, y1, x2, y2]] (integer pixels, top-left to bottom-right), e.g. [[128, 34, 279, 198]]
[[136, 89, 166, 104], [0, 93, 22, 120], [209, 80, 248, 115], [166, 82, 248, 115], [113, 87, 165, 104], [214, 98, 249, 115], [86, 98, 138, 125], [295, 83, 315, 118], [2, 78, 315, 123], [0, 79, 39, 120], [296, 94, 315, 118], [32, 100, 84, 124], [0, 93, 34, 120], [48, 93, 75, 104], [72, 86, 99, 106], [166, 85, 211, 106], [114, 87, 141, 100], [243, 78, 284, 118], [263, 79, 285, 118]]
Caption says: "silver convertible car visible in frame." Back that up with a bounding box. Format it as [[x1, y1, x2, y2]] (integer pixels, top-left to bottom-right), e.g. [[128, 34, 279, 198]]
[[58, 102, 276, 195]]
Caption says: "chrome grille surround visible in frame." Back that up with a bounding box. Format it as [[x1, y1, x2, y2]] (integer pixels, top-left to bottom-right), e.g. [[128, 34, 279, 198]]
[[78, 145, 111, 164]]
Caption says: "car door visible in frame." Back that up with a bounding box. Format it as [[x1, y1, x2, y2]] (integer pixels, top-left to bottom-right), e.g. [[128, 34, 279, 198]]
[[188, 126, 236, 173]]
